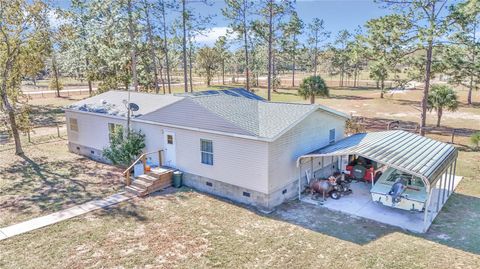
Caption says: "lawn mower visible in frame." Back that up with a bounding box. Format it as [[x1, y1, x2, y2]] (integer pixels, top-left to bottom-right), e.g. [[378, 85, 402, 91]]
[[309, 172, 352, 201], [345, 156, 383, 183]]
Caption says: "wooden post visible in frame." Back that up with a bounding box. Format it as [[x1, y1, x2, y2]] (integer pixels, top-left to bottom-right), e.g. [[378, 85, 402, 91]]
[[142, 155, 147, 173], [27, 130, 31, 143], [57, 124, 60, 138], [126, 170, 131, 186], [158, 150, 162, 167], [451, 129, 456, 144]]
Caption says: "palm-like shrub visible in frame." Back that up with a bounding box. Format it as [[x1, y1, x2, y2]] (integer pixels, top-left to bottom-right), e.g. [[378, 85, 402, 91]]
[[427, 85, 459, 127], [298, 75, 329, 104], [471, 132, 480, 150]]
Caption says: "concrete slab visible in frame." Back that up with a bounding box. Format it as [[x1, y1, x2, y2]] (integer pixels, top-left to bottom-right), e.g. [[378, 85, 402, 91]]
[[301, 175, 463, 233], [0, 192, 130, 241]]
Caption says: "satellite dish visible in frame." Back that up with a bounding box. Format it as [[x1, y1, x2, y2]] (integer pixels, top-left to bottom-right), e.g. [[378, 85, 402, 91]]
[[128, 102, 140, 112]]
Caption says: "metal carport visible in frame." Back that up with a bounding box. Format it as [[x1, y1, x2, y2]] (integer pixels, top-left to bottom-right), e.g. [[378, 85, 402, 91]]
[[296, 130, 459, 233]]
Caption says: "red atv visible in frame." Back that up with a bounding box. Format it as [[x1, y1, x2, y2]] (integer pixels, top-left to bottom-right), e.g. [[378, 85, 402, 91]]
[[345, 156, 382, 183]]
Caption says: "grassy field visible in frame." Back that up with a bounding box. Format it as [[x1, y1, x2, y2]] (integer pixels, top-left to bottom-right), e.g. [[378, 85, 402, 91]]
[[0, 188, 479, 268], [0, 96, 124, 227], [0, 84, 479, 268]]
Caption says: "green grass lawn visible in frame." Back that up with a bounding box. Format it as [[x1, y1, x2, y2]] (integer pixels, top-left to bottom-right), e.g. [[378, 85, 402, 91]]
[[0, 84, 478, 268]]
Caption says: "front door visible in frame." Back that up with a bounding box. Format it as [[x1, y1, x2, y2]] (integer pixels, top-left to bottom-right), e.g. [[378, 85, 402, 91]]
[[163, 131, 176, 167]]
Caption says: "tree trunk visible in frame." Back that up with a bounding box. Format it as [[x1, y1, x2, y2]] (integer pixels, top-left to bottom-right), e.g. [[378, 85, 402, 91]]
[[243, 1, 250, 91], [292, 57, 295, 87], [161, 1, 171, 93], [128, 0, 138, 91], [1, 60, 23, 155], [380, 79, 385, 99], [313, 31, 318, 76], [87, 79, 93, 96], [160, 64, 166, 94], [436, 107, 442, 127], [51, 54, 61, 97], [182, 0, 188, 93], [143, 0, 160, 94], [188, 38, 193, 92], [7, 106, 23, 155], [421, 40, 434, 136], [267, 0, 273, 101], [85, 58, 93, 96], [353, 65, 358, 88], [468, 20, 477, 105], [468, 83, 473, 105], [222, 59, 225, 85], [310, 94, 315, 104]]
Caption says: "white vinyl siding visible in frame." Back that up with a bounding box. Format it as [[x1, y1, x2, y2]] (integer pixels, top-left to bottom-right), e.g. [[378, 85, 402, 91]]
[[268, 110, 346, 192], [200, 139, 213, 165], [171, 128, 269, 193], [65, 111, 126, 150]]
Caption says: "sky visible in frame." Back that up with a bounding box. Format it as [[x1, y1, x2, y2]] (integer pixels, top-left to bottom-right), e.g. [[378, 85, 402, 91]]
[[191, 0, 390, 45]]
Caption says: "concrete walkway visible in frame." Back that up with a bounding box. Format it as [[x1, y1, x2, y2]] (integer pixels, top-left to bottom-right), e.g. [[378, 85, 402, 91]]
[[0, 192, 131, 241]]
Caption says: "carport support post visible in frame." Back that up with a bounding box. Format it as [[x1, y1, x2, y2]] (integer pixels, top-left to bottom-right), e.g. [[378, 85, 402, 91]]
[[423, 188, 434, 232], [436, 174, 444, 213], [310, 157, 313, 178], [450, 159, 457, 196], [442, 164, 452, 205], [298, 161, 302, 200]]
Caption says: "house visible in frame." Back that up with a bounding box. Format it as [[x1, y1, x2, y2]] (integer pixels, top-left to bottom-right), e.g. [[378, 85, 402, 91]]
[[65, 88, 349, 210]]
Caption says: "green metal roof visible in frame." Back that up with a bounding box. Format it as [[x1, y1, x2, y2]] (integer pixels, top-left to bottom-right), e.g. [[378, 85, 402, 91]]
[[297, 130, 458, 186]]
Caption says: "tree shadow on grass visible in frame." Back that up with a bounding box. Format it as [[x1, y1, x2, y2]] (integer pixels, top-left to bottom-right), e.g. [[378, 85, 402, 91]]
[[359, 116, 479, 138], [267, 192, 480, 255], [0, 154, 123, 224], [329, 94, 373, 100], [95, 199, 148, 222], [172, 187, 480, 255], [28, 104, 65, 127]]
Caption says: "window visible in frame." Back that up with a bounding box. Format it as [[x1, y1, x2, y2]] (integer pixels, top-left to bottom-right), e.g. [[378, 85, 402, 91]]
[[200, 139, 213, 165], [167, 134, 173, 145], [69, 118, 78, 132], [329, 128, 336, 144], [108, 123, 123, 141]]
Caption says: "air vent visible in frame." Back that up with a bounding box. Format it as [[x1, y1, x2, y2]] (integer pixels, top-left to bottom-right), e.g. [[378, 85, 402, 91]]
[[243, 192, 250, 197], [282, 189, 287, 194], [90, 150, 95, 154], [206, 182, 213, 187]]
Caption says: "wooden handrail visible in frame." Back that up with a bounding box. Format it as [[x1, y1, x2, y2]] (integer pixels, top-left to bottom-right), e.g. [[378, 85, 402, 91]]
[[123, 150, 159, 175], [123, 150, 163, 186]]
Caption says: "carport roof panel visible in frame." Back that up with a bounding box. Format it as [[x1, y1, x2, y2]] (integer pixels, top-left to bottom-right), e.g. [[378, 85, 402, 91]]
[[301, 130, 457, 183]]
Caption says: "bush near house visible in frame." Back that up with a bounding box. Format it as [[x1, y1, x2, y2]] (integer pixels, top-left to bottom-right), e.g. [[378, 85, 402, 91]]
[[103, 129, 146, 166]]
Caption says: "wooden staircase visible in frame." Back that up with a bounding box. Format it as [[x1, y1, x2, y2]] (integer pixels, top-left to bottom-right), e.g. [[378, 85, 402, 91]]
[[125, 167, 174, 196], [123, 150, 174, 197]]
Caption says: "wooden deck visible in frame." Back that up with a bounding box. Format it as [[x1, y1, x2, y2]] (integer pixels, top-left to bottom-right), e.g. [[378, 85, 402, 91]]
[[125, 167, 174, 196]]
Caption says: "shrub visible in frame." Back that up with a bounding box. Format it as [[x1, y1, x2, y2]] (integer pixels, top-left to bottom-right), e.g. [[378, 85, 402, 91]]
[[471, 132, 480, 149], [298, 75, 329, 104], [103, 128, 146, 166]]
